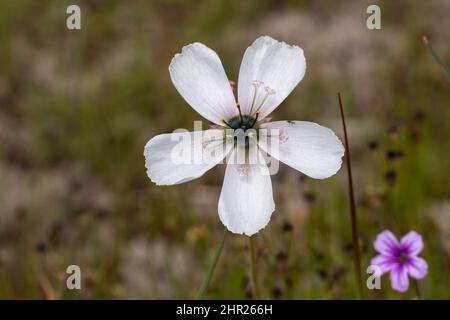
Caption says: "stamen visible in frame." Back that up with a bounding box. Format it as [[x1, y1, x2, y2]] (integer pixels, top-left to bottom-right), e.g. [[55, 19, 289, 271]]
[[251, 109, 261, 127], [252, 86, 276, 117], [247, 83, 277, 118], [249, 80, 264, 116], [221, 118, 233, 128], [236, 102, 243, 123], [265, 86, 276, 96]]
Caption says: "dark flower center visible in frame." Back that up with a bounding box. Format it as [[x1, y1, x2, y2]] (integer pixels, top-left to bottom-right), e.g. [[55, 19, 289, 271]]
[[227, 114, 258, 130], [396, 249, 409, 264], [221, 113, 260, 151]]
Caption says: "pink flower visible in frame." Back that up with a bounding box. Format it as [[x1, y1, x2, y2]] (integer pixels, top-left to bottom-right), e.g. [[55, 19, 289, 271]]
[[371, 230, 428, 293]]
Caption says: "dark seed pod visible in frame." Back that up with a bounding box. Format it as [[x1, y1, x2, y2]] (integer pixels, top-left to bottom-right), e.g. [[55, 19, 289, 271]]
[[386, 150, 404, 160], [281, 221, 293, 233], [303, 191, 316, 203], [316, 269, 327, 280], [368, 140, 378, 150], [385, 170, 397, 185], [276, 251, 288, 263], [35, 241, 47, 253], [343, 243, 353, 253], [272, 287, 283, 299], [412, 109, 426, 123]]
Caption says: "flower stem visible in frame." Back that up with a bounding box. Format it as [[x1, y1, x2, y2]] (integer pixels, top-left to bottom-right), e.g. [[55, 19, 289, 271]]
[[197, 229, 227, 300], [338, 93, 365, 299], [249, 236, 261, 299], [423, 35, 450, 80], [413, 279, 422, 300]]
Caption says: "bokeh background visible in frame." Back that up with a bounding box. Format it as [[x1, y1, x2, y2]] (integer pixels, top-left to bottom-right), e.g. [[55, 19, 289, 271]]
[[0, 0, 449, 299]]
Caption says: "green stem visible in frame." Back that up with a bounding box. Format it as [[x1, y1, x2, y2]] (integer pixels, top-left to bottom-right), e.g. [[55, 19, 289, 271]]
[[338, 93, 365, 299], [197, 229, 227, 300], [423, 36, 450, 80], [413, 279, 422, 300], [249, 236, 261, 299]]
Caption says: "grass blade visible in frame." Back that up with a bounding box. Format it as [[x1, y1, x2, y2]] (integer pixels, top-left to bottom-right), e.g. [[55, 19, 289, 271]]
[[197, 229, 227, 300], [423, 35, 450, 80], [338, 92, 365, 299]]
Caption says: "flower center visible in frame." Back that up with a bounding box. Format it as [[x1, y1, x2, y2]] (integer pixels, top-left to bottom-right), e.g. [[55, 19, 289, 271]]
[[221, 80, 276, 131], [227, 114, 258, 130], [223, 116, 257, 151], [221, 107, 261, 151], [396, 250, 409, 264], [218, 80, 277, 153]]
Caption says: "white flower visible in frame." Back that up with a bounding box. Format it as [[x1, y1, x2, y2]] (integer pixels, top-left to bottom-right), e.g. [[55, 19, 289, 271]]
[[144, 36, 344, 236]]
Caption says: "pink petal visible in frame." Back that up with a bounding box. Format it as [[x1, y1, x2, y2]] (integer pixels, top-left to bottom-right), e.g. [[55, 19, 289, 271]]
[[370, 255, 397, 276], [407, 257, 428, 280], [390, 265, 410, 293], [374, 230, 399, 255], [401, 231, 424, 255]]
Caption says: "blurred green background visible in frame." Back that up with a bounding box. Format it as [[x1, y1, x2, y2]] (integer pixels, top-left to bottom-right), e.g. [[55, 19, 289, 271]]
[[0, 0, 449, 299]]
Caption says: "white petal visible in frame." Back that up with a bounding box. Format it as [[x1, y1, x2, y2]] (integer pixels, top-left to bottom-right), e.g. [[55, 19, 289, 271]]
[[260, 121, 344, 179], [144, 129, 232, 185], [169, 43, 237, 125], [238, 36, 306, 119], [218, 151, 275, 236]]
